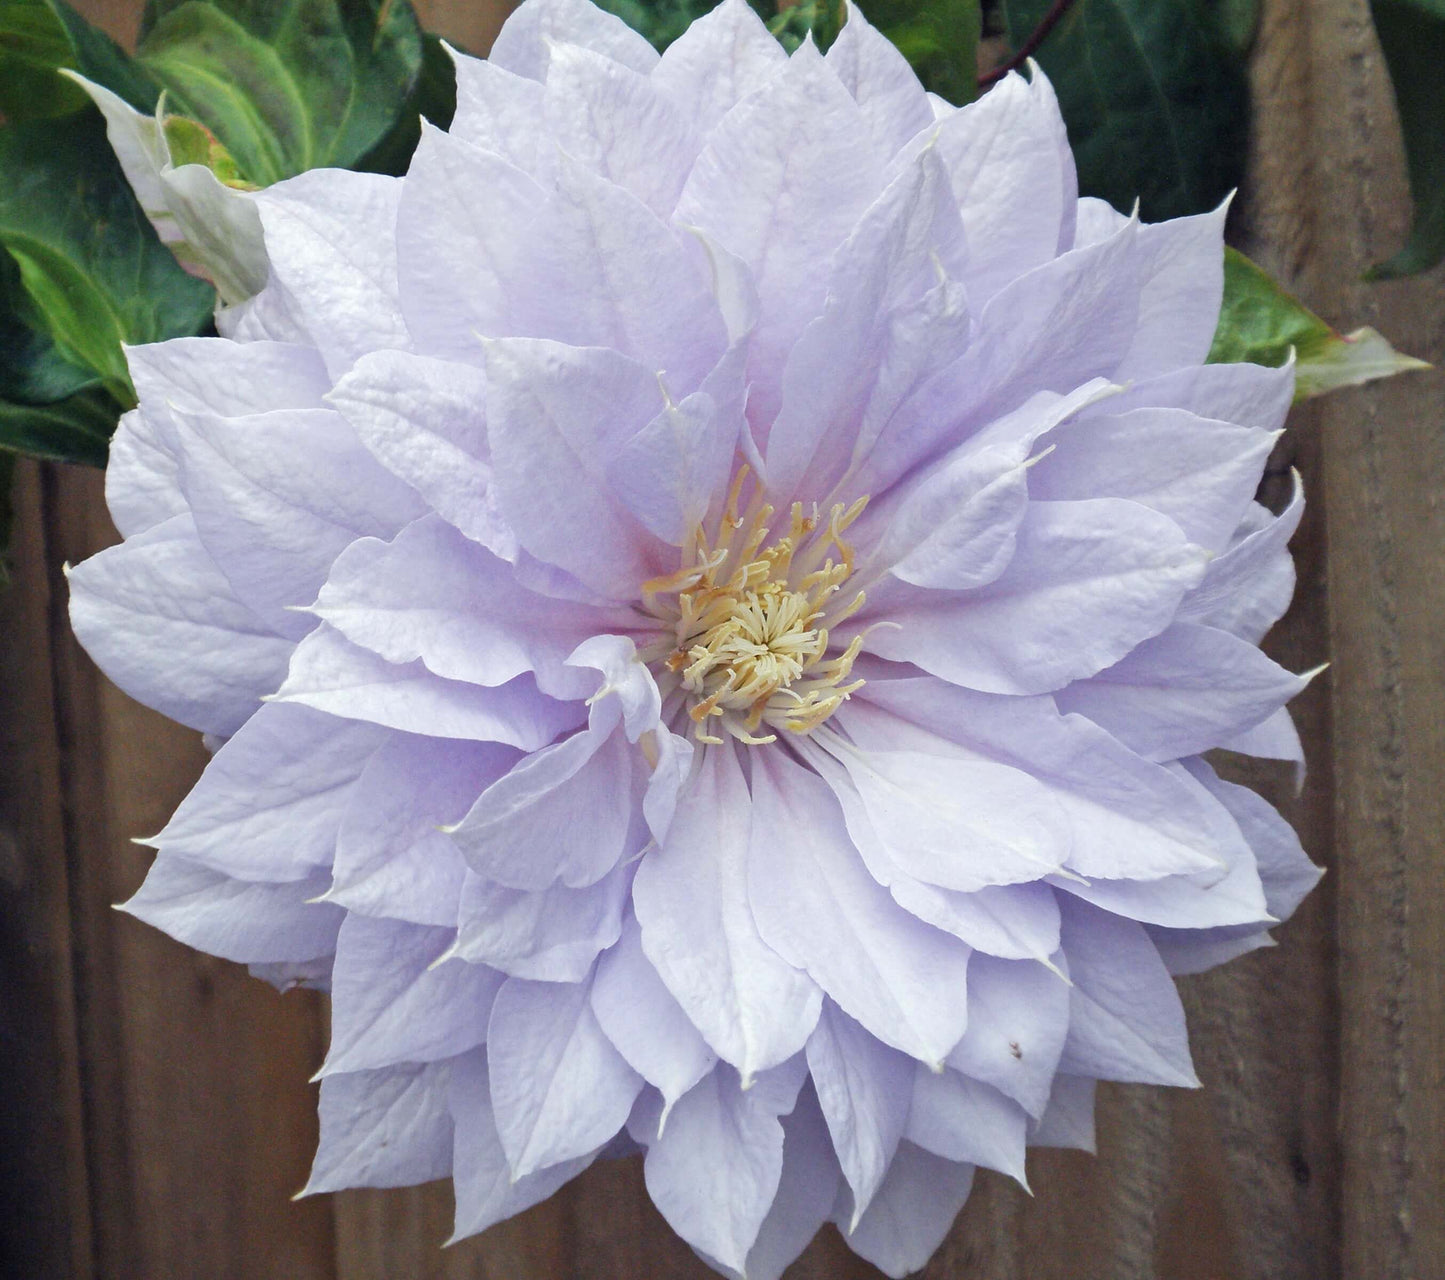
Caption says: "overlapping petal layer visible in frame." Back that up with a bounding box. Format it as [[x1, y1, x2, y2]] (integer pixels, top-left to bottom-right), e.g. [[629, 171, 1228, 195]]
[[69, 1, 1318, 1275]]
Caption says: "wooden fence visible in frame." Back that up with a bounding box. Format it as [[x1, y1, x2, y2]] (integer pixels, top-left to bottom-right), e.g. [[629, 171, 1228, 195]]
[[2, 0, 1442, 1275]]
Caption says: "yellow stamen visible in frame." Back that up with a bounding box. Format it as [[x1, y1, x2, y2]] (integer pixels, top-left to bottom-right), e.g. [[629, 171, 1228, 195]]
[[640, 469, 871, 746]]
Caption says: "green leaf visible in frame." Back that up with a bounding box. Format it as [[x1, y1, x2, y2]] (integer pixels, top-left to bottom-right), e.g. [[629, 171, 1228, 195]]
[[0, 449, 14, 584], [0, 246, 102, 406], [1002, 0, 1248, 220], [135, 0, 425, 185], [858, 0, 981, 104], [0, 0, 162, 120], [355, 31, 458, 177], [0, 385, 120, 468], [1208, 246, 1430, 400], [1366, 0, 1445, 278], [594, 0, 719, 49], [0, 110, 216, 403]]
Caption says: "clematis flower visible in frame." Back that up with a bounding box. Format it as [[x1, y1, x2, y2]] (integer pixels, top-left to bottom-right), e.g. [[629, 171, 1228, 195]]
[[67, 0, 1321, 1275]]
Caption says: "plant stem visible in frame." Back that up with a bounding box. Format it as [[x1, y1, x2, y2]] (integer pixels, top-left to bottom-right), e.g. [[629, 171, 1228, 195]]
[[978, 0, 1081, 88]]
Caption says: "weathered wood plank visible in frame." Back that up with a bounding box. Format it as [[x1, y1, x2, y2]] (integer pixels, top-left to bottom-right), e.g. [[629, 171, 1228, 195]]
[[0, 462, 95, 1280], [1301, 1, 1445, 1275], [8, 0, 1443, 1276], [41, 466, 339, 1280]]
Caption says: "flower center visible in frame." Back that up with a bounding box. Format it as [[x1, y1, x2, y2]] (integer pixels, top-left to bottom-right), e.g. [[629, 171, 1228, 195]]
[[638, 469, 869, 746]]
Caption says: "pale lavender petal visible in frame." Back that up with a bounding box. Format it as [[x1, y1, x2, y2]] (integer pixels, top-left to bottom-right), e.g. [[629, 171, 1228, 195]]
[[927, 69, 1076, 301], [1057, 897, 1198, 1087], [947, 953, 1075, 1121], [845, 683, 1229, 881], [486, 974, 642, 1176], [1028, 406, 1278, 552], [1114, 205, 1229, 380], [455, 860, 630, 980], [887, 879, 1061, 963], [544, 43, 699, 218], [305, 1061, 454, 1193], [635, 743, 822, 1079], [740, 1083, 842, 1280], [675, 45, 885, 431], [311, 515, 613, 701], [1028, 1074, 1096, 1152], [322, 916, 504, 1075], [274, 624, 580, 749], [826, 3, 935, 158], [248, 170, 408, 377], [487, 0, 659, 81], [860, 498, 1208, 695], [836, 1141, 974, 1279], [1055, 621, 1310, 761], [591, 912, 717, 1116], [484, 337, 672, 597], [327, 349, 510, 553], [805, 1002, 912, 1224], [166, 403, 423, 637], [449, 1049, 600, 1241], [150, 702, 383, 882], [640, 1061, 804, 1272], [748, 749, 972, 1063], [121, 857, 341, 963], [946, 952, 1069, 1117], [330, 733, 513, 927], [650, 0, 787, 135], [67, 514, 291, 736], [447, 716, 639, 890], [1178, 479, 1304, 643], [447, 52, 549, 173], [904, 1066, 1029, 1183]]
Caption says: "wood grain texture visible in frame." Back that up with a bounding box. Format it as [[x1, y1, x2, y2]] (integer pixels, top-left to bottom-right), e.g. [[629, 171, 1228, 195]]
[[2, 0, 1442, 1276]]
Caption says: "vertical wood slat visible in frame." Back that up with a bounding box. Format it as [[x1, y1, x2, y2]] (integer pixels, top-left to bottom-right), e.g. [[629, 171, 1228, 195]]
[[1301, 2, 1445, 1276], [3, 0, 1442, 1275]]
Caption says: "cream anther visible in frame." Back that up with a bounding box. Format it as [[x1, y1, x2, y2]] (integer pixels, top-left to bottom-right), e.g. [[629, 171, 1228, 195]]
[[640, 468, 869, 746]]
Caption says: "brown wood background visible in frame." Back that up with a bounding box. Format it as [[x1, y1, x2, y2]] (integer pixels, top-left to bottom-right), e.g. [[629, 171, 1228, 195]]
[[2, 0, 1442, 1276]]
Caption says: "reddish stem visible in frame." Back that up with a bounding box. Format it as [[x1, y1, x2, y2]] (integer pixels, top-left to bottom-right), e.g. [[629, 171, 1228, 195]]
[[978, 0, 1082, 89]]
